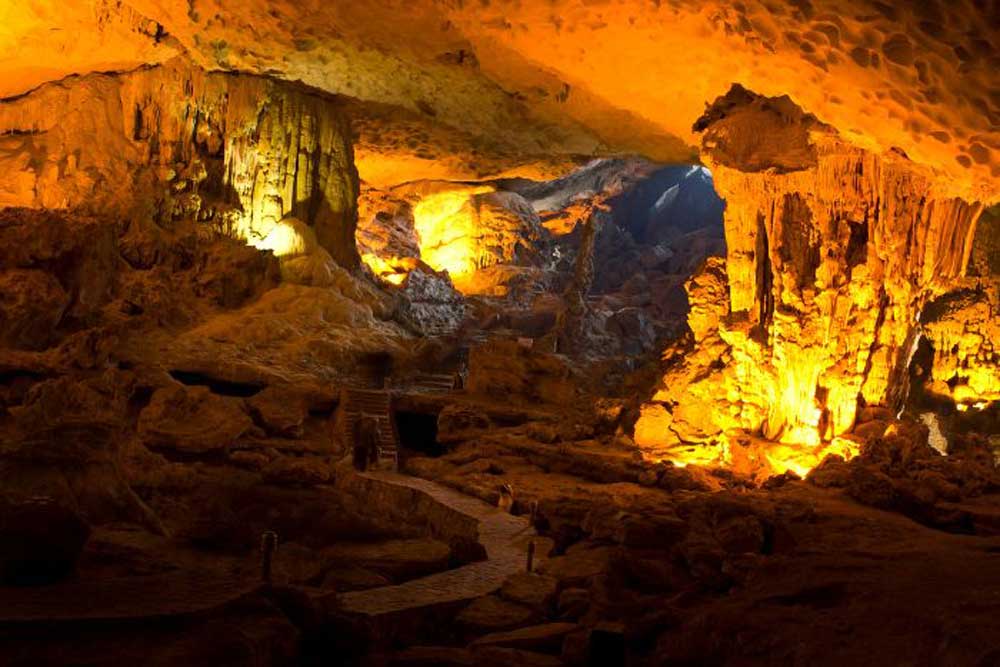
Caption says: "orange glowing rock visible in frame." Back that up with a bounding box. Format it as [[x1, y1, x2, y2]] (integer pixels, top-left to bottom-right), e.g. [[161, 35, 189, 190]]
[[6, 0, 996, 202], [921, 279, 1000, 410], [411, 187, 547, 295], [635, 87, 988, 477], [413, 186, 496, 281]]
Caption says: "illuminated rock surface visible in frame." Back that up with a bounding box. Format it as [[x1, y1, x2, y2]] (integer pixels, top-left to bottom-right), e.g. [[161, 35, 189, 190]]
[[0, 58, 360, 268], [0, 2, 997, 665], [635, 86, 994, 476], [2, 0, 997, 201]]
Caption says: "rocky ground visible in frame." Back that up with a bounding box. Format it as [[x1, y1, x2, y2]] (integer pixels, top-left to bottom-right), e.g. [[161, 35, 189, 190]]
[[0, 179, 998, 666], [391, 410, 1000, 667]]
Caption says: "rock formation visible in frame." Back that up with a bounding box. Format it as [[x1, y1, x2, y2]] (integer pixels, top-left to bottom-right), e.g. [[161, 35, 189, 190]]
[[635, 86, 992, 475], [0, 58, 360, 268], [3, 1, 996, 201]]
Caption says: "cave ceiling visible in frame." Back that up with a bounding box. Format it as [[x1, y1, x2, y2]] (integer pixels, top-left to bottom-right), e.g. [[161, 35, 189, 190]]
[[1, 0, 997, 200]]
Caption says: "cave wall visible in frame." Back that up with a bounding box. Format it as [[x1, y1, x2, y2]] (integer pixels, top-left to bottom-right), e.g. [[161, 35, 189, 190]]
[[0, 58, 360, 268], [635, 87, 993, 473]]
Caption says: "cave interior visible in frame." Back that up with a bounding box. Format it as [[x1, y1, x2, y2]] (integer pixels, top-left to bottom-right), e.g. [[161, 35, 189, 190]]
[[0, 1, 998, 666]]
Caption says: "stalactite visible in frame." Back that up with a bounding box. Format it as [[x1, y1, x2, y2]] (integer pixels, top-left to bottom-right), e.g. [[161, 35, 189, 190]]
[[635, 85, 991, 475], [0, 59, 360, 268]]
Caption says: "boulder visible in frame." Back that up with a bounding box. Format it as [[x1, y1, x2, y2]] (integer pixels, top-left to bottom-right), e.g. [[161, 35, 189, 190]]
[[248, 386, 310, 437], [0, 496, 90, 585], [500, 572, 560, 612], [853, 419, 889, 440], [807, 455, 852, 488], [4, 372, 163, 531], [846, 466, 898, 510], [526, 421, 561, 444], [139, 385, 253, 454], [466, 339, 577, 406], [438, 404, 494, 444], [0, 269, 68, 350], [714, 515, 766, 554], [537, 545, 612, 588], [455, 595, 538, 635], [262, 456, 332, 487], [187, 235, 281, 309], [228, 450, 273, 471], [471, 623, 579, 654], [398, 268, 467, 335]]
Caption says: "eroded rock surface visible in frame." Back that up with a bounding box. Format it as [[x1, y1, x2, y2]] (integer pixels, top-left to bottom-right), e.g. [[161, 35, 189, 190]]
[[4, 0, 996, 200], [0, 58, 360, 267], [635, 86, 993, 475]]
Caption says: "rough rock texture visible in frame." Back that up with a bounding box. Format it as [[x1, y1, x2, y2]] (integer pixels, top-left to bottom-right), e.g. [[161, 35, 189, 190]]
[[467, 340, 578, 406], [635, 87, 991, 475], [0, 58, 360, 268], [138, 385, 253, 454], [3, 1, 996, 200], [2, 371, 161, 530], [358, 181, 550, 297], [921, 281, 1000, 409]]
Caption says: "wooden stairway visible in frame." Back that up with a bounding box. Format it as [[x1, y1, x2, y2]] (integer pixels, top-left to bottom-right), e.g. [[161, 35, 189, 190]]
[[339, 388, 398, 469]]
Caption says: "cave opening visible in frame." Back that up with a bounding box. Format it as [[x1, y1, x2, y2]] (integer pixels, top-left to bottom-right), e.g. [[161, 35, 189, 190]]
[[168, 370, 266, 397], [395, 410, 443, 457]]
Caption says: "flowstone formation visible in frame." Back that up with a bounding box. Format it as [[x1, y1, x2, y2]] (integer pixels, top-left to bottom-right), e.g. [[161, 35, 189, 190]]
[[0, 57, 359, 268], [635, 86, 995, 476]]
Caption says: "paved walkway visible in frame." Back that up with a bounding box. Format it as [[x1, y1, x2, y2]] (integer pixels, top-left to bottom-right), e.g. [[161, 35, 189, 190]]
[[338, 472, 534, 617]]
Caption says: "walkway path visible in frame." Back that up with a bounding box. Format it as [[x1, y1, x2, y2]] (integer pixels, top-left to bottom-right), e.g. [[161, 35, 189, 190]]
[[337, 471, 534, 617]]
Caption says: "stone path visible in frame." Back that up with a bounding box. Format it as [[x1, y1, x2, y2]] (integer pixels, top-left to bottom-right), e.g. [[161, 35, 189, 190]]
[[338, 471, 534, 617]]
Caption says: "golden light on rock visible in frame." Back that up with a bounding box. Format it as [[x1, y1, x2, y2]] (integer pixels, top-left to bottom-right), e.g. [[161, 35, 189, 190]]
[[634, 85, 990, 479], [248, 218, 314, 258], [360, 252, 409, 286], [412, 186, 495, 284]]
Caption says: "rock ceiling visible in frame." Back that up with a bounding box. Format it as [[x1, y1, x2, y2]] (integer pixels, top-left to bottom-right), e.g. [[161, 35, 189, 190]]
[[1, 0, 996, 200]]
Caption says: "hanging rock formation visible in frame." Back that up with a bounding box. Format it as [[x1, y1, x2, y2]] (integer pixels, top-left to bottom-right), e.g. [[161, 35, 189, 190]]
[[635, 86, 991, 475], [0, 58, 360, 268], [921, 282, 1000, 410]]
